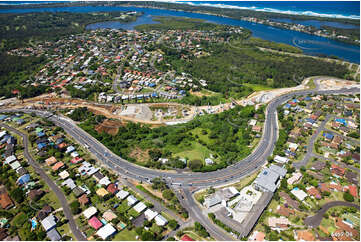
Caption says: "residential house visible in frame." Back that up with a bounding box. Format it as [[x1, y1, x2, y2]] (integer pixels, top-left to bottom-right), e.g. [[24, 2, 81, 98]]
[[93, 171, 105, 182], [180, 235, 195, 241], [116, 190, 129, 200], [41, 215, 57, 232], [287, 172, 302, 185], [96, 223, 116, 240], [83, 206, 97, 219], [127, 195, 138, 206], [154, 214, 168, 226], [306, 187, 321, 199], [296, 230, 315, 241], [133, 202, 147, 213], [276, 205, 295, 217], [46, 228, 61, 241], [62, 178, 76, 190], [73, 187, 85, 198], [268, 217, 291, 229], [78, 194, 89, 206], [58, 170, 69, 180], [343, 185, 358, 198], [88, 216, 103, 230], [103, 210, 117, 222], [291, 188, 308, 201], [331, 164, 345, 177], [249, 231, 265, 241], [107, 184, 118, 194], [144, 209, 158, 221], [0, 189, 14, 209], [45, 156, 57, 166], [37, 205, 53, 221], [52, 162, 64, 172], [96, 188, 109, 197]]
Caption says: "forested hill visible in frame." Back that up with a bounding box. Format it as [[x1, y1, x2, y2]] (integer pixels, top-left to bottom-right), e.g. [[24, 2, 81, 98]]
[[0, 11, 136, 51]]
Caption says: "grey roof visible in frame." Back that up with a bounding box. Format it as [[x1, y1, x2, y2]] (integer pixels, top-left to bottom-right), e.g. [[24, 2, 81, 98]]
[[269, 164, 287, 177], [41, 215, 57, 232], [254, 168, 280, 192], [47, 228, 61, 241]]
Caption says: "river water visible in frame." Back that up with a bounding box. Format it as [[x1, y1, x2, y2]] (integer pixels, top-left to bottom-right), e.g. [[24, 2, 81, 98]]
[[0, 5, 359, 63]]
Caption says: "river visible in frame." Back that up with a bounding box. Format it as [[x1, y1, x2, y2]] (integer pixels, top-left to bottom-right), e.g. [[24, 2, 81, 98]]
[[0, 5, 359, 63]]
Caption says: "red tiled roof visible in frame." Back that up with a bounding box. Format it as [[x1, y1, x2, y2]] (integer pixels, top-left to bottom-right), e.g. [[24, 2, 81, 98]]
[[181, 235, 194, 241], [88, 216, 103, 230]]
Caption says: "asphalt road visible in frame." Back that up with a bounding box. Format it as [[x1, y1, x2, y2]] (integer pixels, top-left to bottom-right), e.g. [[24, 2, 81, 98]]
[[0, 123, 87, 241], [1, 84, 357, 189], [304, 201, 360, 227], [0, 77, 359, 240]]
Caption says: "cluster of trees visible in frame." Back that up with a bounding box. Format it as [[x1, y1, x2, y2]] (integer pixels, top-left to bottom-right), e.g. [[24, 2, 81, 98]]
[[151, 178, 188, 218], [0, 11, 136, 51], [77, 104, 264, 172]]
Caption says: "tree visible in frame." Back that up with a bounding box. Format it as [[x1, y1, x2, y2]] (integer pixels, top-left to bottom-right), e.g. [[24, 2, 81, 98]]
[[70, 201, 81, 214], [168, 220, 178, 230], [162, 189, 175, 200], [10, 187, 25, 203], [141, 231, 156, 241], [189, 159, 203, 170], [194, 222, 209, 238], [343, 191, 354, 202], [148, 149, 162, 161]]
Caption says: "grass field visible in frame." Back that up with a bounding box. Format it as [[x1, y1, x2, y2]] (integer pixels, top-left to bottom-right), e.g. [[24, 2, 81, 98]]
[[243, 83, 274, 91], [173, 141, 212, 162], [112, 228, 138, 241]]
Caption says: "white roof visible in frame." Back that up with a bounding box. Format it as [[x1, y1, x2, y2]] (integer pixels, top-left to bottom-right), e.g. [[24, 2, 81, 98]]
[[61, 178, 76, 190], [83, 206, 97, 219], [96, 223, 116, 240], [291, 189, 308, 201], [133, 201, 147, 213], [287, 172, 303, 185], [99, 176, 111, 186], [154, 214, 168, 226], [274, 155, 289, 164], [227, 186, 239, 195], [0, 130, 7, 138], [59, 170, 69, 179], [41, 215, 57, 231], [116, 190, 129, 200], [70, 151, 79, 158], [289, 143, 298, 150], [127, 195, 138, 206], [144, 209, 158, 221], [249, 119, 257, 126], [5, 155, 16, 164], [10, 161, 21, 170]]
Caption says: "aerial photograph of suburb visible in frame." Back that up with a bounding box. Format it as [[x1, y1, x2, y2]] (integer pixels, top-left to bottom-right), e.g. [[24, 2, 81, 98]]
[[0, 0, 359, 241]]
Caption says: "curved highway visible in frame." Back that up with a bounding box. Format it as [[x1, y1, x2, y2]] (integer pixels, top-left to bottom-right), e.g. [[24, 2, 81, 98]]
[[0, 78, 358, 189]]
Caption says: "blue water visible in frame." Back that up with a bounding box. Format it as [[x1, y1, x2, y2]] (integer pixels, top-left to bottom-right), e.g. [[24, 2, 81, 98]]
[[182, 1, 360, 20], [0, 5, 359, 63]]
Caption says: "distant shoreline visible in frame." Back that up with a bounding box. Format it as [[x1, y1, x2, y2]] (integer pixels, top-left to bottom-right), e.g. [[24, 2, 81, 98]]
[[0, 1, 359, 23], [176, 1, 360, 20]]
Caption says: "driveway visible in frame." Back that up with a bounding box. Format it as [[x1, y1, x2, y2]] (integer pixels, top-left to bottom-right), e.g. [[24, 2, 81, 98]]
[[304, 201, 360, 228]]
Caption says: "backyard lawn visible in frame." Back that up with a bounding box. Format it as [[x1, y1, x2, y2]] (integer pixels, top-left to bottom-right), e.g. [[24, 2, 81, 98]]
[[112, 228, 138, 241]]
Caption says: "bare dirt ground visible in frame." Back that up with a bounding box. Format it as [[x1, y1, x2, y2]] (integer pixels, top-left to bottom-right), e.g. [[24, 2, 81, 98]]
[[95, 119, 124, 136], [129, 146, 150, 163], [317, 78, 359, 90]]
